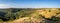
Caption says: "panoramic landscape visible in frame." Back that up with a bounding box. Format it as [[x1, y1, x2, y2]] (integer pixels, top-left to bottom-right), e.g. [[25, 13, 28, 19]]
[[0, 0, 60, 23]]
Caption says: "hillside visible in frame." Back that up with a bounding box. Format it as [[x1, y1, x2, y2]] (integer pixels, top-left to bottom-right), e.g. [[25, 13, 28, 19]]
[[0, 8, 60, 23]]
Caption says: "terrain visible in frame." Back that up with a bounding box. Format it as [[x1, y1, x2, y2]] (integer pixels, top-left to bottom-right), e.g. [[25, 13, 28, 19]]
[[0, 8, 60, 23]]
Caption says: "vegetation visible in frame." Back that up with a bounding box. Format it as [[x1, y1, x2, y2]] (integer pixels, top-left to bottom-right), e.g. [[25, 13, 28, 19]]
[[0, 8, 60, 23]]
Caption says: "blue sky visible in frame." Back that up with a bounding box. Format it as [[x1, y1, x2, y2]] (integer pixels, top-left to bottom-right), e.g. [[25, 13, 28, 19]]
[[0, 0, 60, 8]]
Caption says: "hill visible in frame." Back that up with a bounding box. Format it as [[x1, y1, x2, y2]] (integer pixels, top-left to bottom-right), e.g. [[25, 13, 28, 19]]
[[0, 8, 60, 23]]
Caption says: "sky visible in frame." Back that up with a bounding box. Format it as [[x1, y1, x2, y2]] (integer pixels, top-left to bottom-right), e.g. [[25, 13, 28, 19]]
[[0, 0, 60, 8]]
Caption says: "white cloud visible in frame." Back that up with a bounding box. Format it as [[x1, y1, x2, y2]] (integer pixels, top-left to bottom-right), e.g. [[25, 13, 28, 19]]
[[0, 4, 11, 9]]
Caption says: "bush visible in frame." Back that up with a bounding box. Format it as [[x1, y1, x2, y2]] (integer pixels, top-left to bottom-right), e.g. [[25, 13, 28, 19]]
[[51, 16, 60, 21]]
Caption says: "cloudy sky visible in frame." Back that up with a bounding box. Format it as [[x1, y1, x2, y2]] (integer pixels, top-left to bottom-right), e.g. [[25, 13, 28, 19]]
[[0, 0, 60, 8]]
